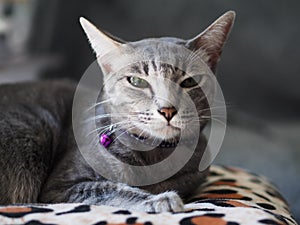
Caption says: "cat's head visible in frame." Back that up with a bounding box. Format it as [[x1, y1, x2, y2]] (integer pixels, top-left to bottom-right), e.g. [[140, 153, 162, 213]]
[[80, 11, 235, 143]]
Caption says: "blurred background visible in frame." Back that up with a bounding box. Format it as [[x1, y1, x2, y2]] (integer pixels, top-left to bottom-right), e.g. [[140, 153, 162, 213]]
[[0, 0, 299, 221]]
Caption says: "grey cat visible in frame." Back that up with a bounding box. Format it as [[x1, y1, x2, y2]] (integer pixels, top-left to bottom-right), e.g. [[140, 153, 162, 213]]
[[0, 11, 235, 212]]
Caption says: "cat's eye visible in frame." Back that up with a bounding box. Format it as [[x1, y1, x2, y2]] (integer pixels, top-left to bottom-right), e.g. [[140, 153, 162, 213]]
[[127, 76, 150, 88], [180, 75, 203, 88]]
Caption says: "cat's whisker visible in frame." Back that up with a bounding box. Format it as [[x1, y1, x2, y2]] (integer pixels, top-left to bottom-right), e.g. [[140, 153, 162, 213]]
[[112, 123, 132, 135], [112, 125, 136, 144], [185, 126, 198, 140], [85, 113, 138, 123], [86, 121, 131, 137], [210, 117, 227, 127], [211, 99, 226, 104], [144, 124, 155, 145], [92, 123, 135, 147], [189, 119, 209, 123], [93, 135, 101, 148], [193, 116, 227, 127], [198, 95, 207, 102], [85, 99, 112, 112], [198, 105, 227, 113], [152, 133, 159, 146], [191, 113, 226, 121], [200, 115, 227, 120], [137, 128, 147, 139], [144, 125, 153, 140], [93, 113, 132, 119], [94, 121, 129, 131], [194, 117, 227, 127]]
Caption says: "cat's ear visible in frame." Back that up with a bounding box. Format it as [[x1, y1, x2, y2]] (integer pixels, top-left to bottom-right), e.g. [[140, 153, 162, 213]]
[[186, 11, 235, 73], [79, 17, 125, 73]]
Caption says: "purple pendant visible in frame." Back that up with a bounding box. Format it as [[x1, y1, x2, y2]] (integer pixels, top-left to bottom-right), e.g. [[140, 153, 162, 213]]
[[100, 133, 112, 147]]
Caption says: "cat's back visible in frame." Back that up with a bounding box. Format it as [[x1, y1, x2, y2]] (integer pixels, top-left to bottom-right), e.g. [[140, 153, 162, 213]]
[[0, 79, 77, 151], [0, 80, 76, 126], [0, 80, 76, 136], [0, 80, 77, 204]]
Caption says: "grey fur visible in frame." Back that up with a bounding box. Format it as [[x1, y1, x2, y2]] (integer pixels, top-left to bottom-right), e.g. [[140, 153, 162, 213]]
[[0, 11, 234, 212]]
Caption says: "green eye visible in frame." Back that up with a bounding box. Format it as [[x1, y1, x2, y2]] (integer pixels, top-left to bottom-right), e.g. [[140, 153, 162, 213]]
[[127, 76, 150, 88], [180, 75, 203, 88]]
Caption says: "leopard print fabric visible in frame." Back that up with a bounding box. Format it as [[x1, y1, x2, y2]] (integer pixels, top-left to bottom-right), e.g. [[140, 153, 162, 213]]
[[0, 165, 297, 225]]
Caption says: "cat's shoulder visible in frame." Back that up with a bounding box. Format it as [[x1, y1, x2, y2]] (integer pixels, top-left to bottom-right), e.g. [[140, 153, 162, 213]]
[[0, 79, 76, 92], [0, 79, 77, 117]]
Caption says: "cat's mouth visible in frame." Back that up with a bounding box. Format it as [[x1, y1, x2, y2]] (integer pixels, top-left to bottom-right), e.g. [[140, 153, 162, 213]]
[[118, 125, 181, 148], [128, 124, 180, 139], [157, 124, 181, 137], [127, 131, 180, 148]]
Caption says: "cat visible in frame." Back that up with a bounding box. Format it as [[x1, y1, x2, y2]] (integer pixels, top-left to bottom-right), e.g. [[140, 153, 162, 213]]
[[0, 11, 235, 212]]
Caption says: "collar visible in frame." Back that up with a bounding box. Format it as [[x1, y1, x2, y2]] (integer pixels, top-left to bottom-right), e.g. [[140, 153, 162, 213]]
[[99, 126, 180, 149]]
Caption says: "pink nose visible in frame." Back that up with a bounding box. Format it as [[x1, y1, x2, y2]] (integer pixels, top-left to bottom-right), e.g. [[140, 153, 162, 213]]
[[158, 107, 177, 122]]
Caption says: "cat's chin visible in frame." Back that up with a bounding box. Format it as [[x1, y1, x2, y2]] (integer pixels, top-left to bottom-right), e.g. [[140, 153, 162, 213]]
[[153, 125, 181, 140], [130, 124, 181, 141]]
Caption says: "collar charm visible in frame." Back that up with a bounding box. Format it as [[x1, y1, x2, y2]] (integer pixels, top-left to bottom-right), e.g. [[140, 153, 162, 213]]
[[100, 133, 112, 147], [99, 125, 114, 147]]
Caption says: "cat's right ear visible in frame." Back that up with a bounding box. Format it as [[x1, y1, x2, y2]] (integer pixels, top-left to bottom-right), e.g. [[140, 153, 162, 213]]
[[79, 17, 124, 73], [186, 11, 235, 73]]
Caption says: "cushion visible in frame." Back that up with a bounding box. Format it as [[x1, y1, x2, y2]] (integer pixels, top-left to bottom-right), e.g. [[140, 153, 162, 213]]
[[0, 165, 297, 225]]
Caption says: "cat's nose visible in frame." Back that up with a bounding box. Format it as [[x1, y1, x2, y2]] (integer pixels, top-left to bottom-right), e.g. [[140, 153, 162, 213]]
[[158, 107, 177, 122]]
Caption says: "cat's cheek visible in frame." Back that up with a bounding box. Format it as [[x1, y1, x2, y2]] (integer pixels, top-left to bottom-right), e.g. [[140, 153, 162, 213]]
[[170, 119, 183, 129]]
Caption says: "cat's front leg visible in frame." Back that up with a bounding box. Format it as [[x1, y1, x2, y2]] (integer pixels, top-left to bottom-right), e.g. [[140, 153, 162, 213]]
[[65, 181, 184, 213]]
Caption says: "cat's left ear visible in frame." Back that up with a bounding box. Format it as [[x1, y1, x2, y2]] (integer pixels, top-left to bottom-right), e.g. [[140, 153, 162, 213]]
[[186, 11, 235, 73], [79, 17, 125, 73]]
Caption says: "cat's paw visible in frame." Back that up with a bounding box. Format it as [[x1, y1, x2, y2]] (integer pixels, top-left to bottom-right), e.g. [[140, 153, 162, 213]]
[[141, 191, 184, 213]]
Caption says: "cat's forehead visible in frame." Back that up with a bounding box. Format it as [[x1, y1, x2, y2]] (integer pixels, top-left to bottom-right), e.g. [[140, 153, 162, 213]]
[[121, 38, 188, 78], [120, 38, 206, 79], [128, 61, 186, 79]]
